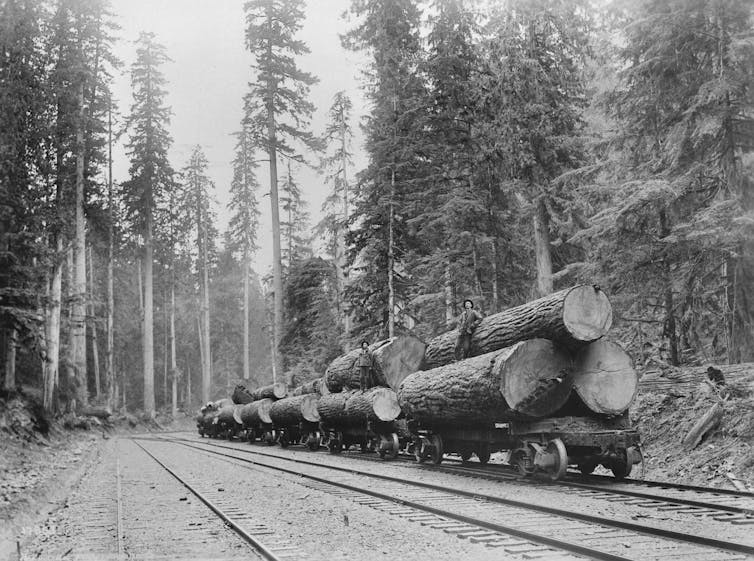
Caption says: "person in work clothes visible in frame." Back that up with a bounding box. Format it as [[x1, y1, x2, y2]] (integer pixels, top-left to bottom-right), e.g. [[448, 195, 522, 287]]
[[455, 299, 483, 361], [356, 340, 374, 391]]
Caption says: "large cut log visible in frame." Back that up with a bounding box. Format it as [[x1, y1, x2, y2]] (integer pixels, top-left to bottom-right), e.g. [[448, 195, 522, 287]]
[[249, 382, 287, 401], [239, 398, 274, 426], [269, 394, 321, 426], [423, 285, 612, 369], [324, 335, 426, 393], [291, 377, 323, 396], [318, 388, 401, 426], [399, 340, 573, 426], [571, 340, 638, 415], [215, 405, 238, 427], [232, 384, 254, 404]]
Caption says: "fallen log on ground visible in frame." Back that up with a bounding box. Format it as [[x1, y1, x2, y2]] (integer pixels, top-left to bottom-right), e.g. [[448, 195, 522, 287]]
[[324, 335, 426, 393], [78, 406, 112, 419], [270, 394, 321, 426], [291, 377, 324, 396], [317, 387, 402, 426], [571, 340, 638, 415], [399, 339, 573, 426], [239, 398, 274, 426], [423, 285, 612, 369], [249, 382, 287, 401], [682, 402, 723, 451]]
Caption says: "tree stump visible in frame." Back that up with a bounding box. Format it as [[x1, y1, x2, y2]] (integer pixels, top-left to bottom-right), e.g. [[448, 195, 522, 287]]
[[571, 340, 638, 415], [423, 285, 612, 369]]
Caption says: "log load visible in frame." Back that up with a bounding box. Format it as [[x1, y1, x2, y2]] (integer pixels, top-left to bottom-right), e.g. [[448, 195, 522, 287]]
[[239, 398, 274, 426], [291, 377, 323, 396], [249, 382, 287, 401], [215, 405, 238, 427], [423, 285, 612, 369], [571, 340, 638, 416], [399, 340, 573, 426], [317, 387, 402, 426], [232, 384, 254, 404], [269, 394, 321, 426], [324, 335, 426, 393]]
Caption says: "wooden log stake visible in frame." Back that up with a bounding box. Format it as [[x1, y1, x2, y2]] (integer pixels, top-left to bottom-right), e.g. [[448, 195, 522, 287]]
[[423, 285, 612, 369], [571, 340, 638, 415]]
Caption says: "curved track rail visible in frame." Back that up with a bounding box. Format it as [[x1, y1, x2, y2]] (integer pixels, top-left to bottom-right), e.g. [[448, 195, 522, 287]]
[[161, 435, 754, 560]]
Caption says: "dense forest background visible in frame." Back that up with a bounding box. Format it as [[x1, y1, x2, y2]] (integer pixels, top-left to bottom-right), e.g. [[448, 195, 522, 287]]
[[1, 0, 753, 416]]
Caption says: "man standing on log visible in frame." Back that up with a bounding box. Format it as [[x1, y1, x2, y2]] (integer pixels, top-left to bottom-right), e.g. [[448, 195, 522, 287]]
[[454, 299, 483, 361], [356, 340, 374, 391]]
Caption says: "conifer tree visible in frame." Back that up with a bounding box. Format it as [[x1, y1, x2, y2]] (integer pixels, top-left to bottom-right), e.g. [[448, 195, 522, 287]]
[[122, 32, 174, 416], [243, 0, 320, 376]]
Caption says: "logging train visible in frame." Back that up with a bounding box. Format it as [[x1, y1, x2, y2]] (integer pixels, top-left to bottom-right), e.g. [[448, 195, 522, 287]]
[[196, 285, 643, 481]]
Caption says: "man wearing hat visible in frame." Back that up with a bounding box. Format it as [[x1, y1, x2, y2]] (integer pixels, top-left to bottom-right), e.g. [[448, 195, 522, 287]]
[[455, 299, 483, 360]]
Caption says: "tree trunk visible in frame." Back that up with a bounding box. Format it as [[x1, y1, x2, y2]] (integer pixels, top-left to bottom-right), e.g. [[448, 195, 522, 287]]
[[492, 237, 500, 313], [444, 260, 454, 326], [291, 377, 324, 396], [170, 284, 178, 416], [106, 100, 114, 410], [243, 248, 250, 380], [72, 83, 88, 409], [571, 340, 638, 416], [399, 341, 573, 427], [239, 398, 274, 426], [249, 382, 287, 401], [201, 204, 212, 405], [318, 387, 401, 427], [186, 362, 192, 410], [324, 335, 426, 393], [87, 245, 101, 399], [340, 118, 350, 337], [533, 195, 553, 297], [423, 284, 612, 369], [143, 203, 155, 416], [270, 394, 320, 426], [4, 328, 16, 391], [387, 168, 396, 338]]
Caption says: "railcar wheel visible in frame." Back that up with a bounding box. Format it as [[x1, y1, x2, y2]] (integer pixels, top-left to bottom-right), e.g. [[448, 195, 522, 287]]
[[610, 448, 632, 480], [429, 434, 444, 464], [264, 430, 276, 445], [328, 432, 343, 454], [477, 445, 491, 465], [307, 431, 321, 451], [460, 450, 473, 463], [414, 438, 427, 463], [378, 433, 400, 460], [279, 432, 290, 448], [544, 438, 568, 481]]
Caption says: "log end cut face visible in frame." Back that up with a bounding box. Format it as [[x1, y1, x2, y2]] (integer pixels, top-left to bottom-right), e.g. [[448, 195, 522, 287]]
[[562, 285, 613, 342], [369, 387, 402, 421], [572, 340, 637, 415], [272, 381, 288, 399], [497, 339, 573, 418], [376, 335, 427, 391], [301, 394, 321, 423]]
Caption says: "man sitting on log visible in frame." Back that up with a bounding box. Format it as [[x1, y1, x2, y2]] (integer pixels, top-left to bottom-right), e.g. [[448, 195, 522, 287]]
[[355, 340, 374, 391], [454, 299, 483, 361]]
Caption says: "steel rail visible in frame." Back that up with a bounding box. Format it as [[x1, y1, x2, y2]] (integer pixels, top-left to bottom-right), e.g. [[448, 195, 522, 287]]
[[166, 436, 754, 557], [132, 439, 282, 561]]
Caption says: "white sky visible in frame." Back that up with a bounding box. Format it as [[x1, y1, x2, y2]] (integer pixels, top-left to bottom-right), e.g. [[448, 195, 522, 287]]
[[110, 0, 369, 274]]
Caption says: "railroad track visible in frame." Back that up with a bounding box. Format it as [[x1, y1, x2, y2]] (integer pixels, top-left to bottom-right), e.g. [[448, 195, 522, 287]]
[[159, 434, 754, 561]]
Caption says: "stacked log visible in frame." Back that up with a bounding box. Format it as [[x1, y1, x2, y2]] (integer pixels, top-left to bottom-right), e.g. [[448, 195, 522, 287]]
[[215, 404, 238, 428], [423, 285, 612, 369], [291, 377, 324, 396], [398, 341, 573, 426], [269, 394, 321, 426], [239, 398, 274, 426], [232, 385, 254, 404], [324, 335, 426, 392], [318, 388, 402, 426], [571, 340, 638, 416], [248, 382, 287, 401]]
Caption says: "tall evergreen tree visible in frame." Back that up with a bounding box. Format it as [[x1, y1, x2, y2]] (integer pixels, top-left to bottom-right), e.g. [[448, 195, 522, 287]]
[[280, 161, 311, 271], [243, 0, 320, 377], [122, 32, 174, 416]]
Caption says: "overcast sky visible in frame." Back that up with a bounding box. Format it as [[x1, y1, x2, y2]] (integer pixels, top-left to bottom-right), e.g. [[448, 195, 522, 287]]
[[110, 0, 368, 274]]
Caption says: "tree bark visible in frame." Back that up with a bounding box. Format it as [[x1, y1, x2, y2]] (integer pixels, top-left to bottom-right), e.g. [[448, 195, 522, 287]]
[[324, 335, 426, 393], [4, 328, 16, 391], [399, 341, 573, 427], [72, 82, 88, 409], [388, 168, 396, 338], [239, 398, 274, 426], [533, 195, 553, 297], [423, 284, 612, 369], [571, 340, 638, 416], [87, 245, 101, 399], [106, 100, 114, 410], [270, 394, 320, 426], [317, 387, 400, 426]]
